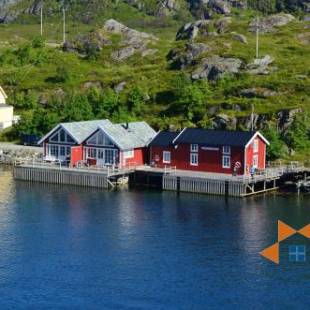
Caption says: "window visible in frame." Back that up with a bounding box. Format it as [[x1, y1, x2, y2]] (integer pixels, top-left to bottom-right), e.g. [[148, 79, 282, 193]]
[[163, 151, 171, 164], [50, 145, 58, 157], [49, 129, 75, 144], [289, 245, 306, 262], [190, 153, 198, 166], [59, 146, 66, 156], [86, 131, 114, 146], [191, 144, 198, 152], [223, 146, 231, 154], [253, 139, 259, 153], [124, 150, 134, 159], [253, 155, 258, 168], [222, 155, 231, 168], [105, 149, 117, 164]]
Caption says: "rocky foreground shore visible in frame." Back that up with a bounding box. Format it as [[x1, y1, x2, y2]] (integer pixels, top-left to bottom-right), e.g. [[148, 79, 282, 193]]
[[0, 143, 43, 164]]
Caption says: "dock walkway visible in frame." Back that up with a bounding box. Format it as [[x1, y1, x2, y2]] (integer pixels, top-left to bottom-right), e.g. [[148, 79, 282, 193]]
[[12, 161, 310, 197]]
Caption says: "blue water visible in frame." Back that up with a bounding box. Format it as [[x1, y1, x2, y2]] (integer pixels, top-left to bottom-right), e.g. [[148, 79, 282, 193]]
[[0, 167, 309, 309]]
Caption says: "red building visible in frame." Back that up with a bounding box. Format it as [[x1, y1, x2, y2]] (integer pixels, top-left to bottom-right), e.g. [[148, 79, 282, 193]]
[[38, 120, 112, 166], [149, 129, 269, 175], [38, 120, 156, 168], [83, 121, 156, 168]]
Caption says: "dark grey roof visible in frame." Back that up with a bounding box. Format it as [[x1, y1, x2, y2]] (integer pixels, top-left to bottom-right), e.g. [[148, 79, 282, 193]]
[[149, 131, 180, 147], [99, 121, 156, 150], [174, 128, 257, 147]]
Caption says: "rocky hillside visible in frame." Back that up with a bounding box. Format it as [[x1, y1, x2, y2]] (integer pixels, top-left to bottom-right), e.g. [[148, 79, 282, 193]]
[[0, 1, 309, 160]]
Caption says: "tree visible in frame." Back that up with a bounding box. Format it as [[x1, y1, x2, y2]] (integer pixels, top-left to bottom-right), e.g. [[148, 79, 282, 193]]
[[262, 127, 286, 160], [171, 77, 209, 122], [88, 88, 119, 118], [285, 114, 310, 152], [64, 94, 94, 121], [127, 87, 146, 117]]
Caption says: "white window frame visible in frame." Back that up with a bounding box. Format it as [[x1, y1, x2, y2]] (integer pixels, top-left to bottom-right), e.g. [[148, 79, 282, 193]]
[[223, 146, 231, 155], [191, 144, 199, 152], [253, 139, 259, 153], [222, 155, 231, 169], [86, 131, 114, 147], [253, 154, 258, 168], [190, 153, 198, 166], [124, 149, 134, 159], [163, 151, 171, 164], [49, 129, 75, 144]]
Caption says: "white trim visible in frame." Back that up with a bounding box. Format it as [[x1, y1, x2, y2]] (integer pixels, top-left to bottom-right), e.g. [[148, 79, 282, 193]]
[[124, 149, 134, 159], [253, 154, 258, 168], [222, 155, 231, 169], [163, 151, 171, 164], [38, 124, 78, 145], [172, 127, 187, 144], [96, 126, 124, 150], [245, 131, 270, 148], [190, 152, 198, 166], [222, 146, 231, 155], [190, 144, 199, 152], [244, 146, 247, 175], [0, 86, 8, 99]]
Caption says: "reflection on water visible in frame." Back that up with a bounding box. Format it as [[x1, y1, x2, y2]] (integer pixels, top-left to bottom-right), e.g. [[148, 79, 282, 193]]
[[0, 167, 309, 308]]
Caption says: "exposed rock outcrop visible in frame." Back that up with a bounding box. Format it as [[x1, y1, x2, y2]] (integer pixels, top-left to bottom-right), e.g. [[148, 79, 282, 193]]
[[240, 88, 277, 98], [247, 55, 275, 75], [249, 14, 295, 33], [176, 20, 210, 40], [209, 0, 231, 15], [191, 56, 242, 80], [103, 19, 158, 61], [168, 42, 209, 69]]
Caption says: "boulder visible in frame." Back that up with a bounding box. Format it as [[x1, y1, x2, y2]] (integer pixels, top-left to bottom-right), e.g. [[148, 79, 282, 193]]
[[168, 42, 209, 69], [103, 19, 158, 60], [63, 30, 111, 54], [232, 33, 248, 44], [111, 46, 136, 61], [114, 81, 127, 93], [249, 14, 295, 33], [247, 55, 275, 75], [240, 88, 277, 98], [176, 20, 210, 40], [209, 0, 231, 15], [192, 56, 242, 81]]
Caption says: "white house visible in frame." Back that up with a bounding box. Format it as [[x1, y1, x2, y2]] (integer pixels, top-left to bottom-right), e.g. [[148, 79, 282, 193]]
[[0, 86, 14, 130]]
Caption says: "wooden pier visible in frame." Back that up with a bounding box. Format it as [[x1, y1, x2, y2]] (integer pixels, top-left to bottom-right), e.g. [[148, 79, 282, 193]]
[[12, 161, 310, 197]]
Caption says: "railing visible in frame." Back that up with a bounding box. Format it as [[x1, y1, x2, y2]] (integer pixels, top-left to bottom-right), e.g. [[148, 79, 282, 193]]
[[164, 165, 177, 175]]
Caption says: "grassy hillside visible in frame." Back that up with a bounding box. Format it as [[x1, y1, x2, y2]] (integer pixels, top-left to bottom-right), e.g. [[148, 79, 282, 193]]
[[0, 4, 309, 161]]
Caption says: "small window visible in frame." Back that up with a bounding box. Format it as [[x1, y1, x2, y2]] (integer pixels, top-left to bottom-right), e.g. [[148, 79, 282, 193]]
[[289, 245, 306, 262], [60, 146, 66, 156], [222, 155, 231, 168], [163, 151, 171, 164], [253, 154, 258, 168], [253, 139, 259, 153], [191, 144, 198, 152], [190, 153, 198, 166], [223, 146, 231, 154], [124, 150, 134, 159]]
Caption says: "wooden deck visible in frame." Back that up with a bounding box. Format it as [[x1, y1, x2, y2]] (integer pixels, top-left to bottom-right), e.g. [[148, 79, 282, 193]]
[[12, 161, 310, 197]]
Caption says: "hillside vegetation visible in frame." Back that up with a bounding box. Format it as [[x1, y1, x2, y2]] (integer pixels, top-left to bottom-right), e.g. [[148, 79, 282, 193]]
[[0, 0, 309, 161]]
